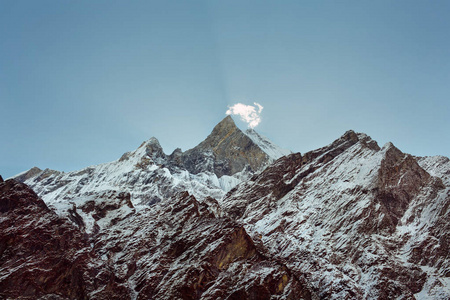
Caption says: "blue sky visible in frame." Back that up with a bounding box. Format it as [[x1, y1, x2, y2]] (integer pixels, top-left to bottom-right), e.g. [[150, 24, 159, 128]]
[[1, 1, 449, 178]]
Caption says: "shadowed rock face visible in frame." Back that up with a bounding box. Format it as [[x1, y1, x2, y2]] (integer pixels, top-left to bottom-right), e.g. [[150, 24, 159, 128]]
[[374, 143, 433, 232], [0, 180, 316, 299], [93, 191, 316, 300], [0, 180, 129, 299], [181, 116, 270, 177]]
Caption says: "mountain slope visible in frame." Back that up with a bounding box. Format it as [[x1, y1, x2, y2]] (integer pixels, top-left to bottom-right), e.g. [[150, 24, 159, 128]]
[[244, 129, 292, 160], [0, 179, 317, 299], [222, 130, 449, 299], [4, 122, 449, 299], [0, 179, 129, 299], [13, 116, 284, 231]]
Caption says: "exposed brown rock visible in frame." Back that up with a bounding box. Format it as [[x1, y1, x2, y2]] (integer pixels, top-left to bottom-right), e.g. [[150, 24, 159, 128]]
[[181, 116, 270, 177], [13, 166, 43, 182], [224, 152, 304, 219], [0, 179, 316, 299], [80, 191, 134, 220], [94, 191, 316, 300], [0, 179, 128, 299], [372, 143, 443, 234]]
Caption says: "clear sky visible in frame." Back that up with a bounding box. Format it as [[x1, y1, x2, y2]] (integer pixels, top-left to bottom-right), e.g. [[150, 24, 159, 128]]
[[1, 1, 449, 178]]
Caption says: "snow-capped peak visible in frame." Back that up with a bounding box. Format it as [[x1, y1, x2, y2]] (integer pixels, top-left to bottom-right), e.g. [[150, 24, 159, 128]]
[[245, 129, 292, 160]]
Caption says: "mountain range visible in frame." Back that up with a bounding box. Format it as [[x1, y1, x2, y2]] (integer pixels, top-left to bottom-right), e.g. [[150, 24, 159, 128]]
[[1, 116, 448, 299]]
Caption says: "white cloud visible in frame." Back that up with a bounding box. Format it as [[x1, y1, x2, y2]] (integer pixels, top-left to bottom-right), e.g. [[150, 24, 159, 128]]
[[226, 102, 264, 128]]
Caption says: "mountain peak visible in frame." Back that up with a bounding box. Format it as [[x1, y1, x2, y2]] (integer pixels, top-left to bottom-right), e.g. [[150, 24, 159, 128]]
[[340, 129, 359, 143], [222, 114, 235, 125], [143, 137, 165, 160], [139, 137, 162, 148], [181, 116, 270, 177], [329, 130, 381, 152], [209, 115, 238, 139]]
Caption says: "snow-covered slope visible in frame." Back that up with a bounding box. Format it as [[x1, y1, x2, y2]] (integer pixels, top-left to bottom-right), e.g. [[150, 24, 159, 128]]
[[5, 124, 449, 300], [245, 129, 292, 160], [13, 116, 290, 232], [0, 179, 317, 299], [222, 130, 449, 299]]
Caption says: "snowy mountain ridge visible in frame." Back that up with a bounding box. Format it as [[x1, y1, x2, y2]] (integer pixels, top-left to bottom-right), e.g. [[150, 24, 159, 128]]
[[244, 129, 292, 160], [12, 116, 284, 231], [2, 118, 449, 299]]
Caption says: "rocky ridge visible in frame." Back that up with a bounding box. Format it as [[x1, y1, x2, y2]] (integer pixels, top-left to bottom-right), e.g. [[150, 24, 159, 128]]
[[2, 118, 449, 299], [222, 130, 449, 299], [0, 179, 128, 299], [12, 117, 284, 233], [0, 179, 316, 299]]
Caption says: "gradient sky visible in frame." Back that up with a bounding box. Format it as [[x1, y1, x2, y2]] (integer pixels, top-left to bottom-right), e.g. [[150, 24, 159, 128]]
[[1, 1, 449, 178]]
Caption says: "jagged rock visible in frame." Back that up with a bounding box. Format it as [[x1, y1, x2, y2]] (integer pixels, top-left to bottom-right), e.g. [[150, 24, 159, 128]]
[[0, 179, 49, 213], [374, 143, 434, 232], [92, 191, 316, 299], [1, 182, 317, 299], [14, 116, 285, 211], [7, 121, 450, 299], [181, 116, 271, 177], [144, 137, 166, 161], [169, 147, 183, 167], [0, 179, 129, 299], [223, 131, 449, 299]]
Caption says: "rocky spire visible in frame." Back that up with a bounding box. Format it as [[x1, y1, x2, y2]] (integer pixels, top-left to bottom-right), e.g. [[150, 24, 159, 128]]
[[143, 137, 166, 160], [180, 116, 270, 177], [206, 115, 237, 142]]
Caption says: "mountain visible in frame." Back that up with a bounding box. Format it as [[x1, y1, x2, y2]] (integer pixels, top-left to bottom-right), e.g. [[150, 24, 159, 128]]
[[244, 128, 292, 160], [0, 179, 129, 299], [0, 179, 316, 299], [180, 115, 274, 177], [222, 130, 449, 299], [11, 116, 283, 232], [2, 118, 449, 299]]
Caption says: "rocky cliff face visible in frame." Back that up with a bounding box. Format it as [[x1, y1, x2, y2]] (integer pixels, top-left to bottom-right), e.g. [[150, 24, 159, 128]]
[[92, 191, 316, 299], [0, 179, 316, 299], [0, 179, 129, 299], [222, 131, 449, 299], [4, 119, 450, 299]]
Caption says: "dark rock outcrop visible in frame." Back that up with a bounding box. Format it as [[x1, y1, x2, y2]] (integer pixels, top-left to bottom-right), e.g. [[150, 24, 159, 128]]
[[93, 191, 316, 299], [0, 179, 317, 299], [0, 179, 129, 299]]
